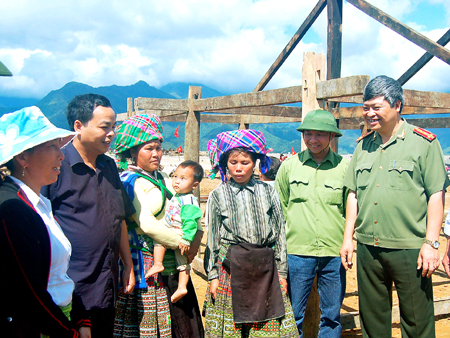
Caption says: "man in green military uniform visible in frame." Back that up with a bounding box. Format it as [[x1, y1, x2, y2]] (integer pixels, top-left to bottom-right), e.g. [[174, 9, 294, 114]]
[[340, 75, 450, 338], [275, 109, 348, 337]]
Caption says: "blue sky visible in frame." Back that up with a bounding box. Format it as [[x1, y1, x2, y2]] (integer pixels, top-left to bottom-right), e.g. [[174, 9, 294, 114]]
[[0, 0, 449, 99]]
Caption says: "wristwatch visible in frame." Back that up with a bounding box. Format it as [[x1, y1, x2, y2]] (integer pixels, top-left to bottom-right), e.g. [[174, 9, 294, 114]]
[[424, 238, 439, 249]]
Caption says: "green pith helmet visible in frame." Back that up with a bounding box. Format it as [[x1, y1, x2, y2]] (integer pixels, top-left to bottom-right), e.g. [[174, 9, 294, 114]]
[[296, 109, 342, 137]]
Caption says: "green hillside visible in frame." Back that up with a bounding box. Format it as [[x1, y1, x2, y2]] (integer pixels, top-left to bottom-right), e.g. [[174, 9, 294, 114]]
[[1, 81, 449, 155]]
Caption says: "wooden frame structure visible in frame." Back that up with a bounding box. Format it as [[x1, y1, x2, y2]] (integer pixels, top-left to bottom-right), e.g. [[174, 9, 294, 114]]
[[117, 0, 450, 335]]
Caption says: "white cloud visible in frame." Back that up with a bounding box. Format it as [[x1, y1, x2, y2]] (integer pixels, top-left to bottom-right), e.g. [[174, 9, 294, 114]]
[[0, 0, 449, 99]]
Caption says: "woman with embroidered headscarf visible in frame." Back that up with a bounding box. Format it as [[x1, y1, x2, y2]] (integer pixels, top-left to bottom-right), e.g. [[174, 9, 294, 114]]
[[203, 129, 298, 338], [0, 107, 90, 337], [112, 114, 204, 338]]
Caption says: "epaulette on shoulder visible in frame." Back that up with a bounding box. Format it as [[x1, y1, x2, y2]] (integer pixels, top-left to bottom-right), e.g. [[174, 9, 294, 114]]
[[356, 130, 374, 143], [413, 127, 436, 142]]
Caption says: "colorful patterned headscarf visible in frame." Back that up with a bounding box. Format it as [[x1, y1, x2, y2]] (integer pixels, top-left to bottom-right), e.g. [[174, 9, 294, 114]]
[[113, 114, 164, 170], [216, 129, 272, 182], [207, 138, 219, 179]]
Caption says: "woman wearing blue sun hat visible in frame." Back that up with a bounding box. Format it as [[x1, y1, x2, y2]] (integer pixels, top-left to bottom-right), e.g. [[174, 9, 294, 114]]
[[0, 107, 90, 337]]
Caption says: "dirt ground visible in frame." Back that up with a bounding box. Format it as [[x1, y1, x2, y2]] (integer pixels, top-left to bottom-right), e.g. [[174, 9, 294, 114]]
[[191, 176, 450, 337]]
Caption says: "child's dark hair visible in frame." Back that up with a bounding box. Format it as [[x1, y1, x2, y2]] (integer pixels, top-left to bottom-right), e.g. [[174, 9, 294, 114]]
[[260, 156, 281, 180], [178, 160, 204, 183], [218, 147, 257, 176]]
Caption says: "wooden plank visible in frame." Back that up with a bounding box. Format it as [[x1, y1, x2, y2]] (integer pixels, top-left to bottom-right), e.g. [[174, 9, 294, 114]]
[[135, 97, 188, 111], [213, 106, 302, 117], [116, 112, 128, 122], [341, 296, 450, 330], [347, 0, 450, 65], [328, 95, 363, 103], [254, 0, 327, 91], [404, 89, 450, 108], [192, 86, 303, 111], [398, 29, 450, 86], [158, 114, 302, 124], [316, 75, 370, 99], [190, 76, 368, 112]]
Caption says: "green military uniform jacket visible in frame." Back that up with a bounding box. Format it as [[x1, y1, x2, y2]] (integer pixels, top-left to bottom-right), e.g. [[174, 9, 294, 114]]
[[344, 120, 450, 249], [275, 149, 348, 257]]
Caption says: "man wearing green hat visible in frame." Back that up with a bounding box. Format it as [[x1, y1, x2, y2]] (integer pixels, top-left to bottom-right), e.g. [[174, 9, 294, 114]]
[[275, 109, 348, 337]]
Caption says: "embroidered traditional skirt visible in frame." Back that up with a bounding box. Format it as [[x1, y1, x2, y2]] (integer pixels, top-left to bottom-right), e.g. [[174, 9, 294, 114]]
[[203, 246, 299, 338], [114, 251, 172, 338]]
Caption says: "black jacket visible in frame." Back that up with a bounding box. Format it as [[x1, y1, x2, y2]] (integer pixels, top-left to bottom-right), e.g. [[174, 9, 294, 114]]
[[0, 177, 89, 337]]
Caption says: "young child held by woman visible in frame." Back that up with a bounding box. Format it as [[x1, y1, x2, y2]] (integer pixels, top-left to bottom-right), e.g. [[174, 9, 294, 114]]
[[145, 160, 204, 303]]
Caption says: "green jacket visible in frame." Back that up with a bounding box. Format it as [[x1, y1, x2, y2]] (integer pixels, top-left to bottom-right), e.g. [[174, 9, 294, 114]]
[[344, 120, 450, 249], [275, 149, 348, 257]]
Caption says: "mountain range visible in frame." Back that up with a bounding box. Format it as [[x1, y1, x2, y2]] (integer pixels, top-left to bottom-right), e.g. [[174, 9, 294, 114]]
[[1, 81, 449, 155]]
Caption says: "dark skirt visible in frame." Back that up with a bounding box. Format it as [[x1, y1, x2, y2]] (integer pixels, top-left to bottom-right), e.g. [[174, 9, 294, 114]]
[[114, 251, 204, 338], [203, 245, 299, 338]]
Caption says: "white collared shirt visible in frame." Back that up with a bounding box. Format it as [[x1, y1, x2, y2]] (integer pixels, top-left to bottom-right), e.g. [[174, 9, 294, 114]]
[[10, 176, 74, 306]]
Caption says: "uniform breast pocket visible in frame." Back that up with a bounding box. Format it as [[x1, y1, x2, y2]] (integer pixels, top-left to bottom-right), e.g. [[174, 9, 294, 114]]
[[289, 177, 309, 202], [356, 162, 373, 190], [323, 180, 344, 205], [388, 160, 414, 191]]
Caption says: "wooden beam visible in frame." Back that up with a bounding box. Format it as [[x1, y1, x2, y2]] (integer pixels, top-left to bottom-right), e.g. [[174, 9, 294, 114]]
[[159, 114, 302, 124], [316, 75, 369, 99], [213, 106, 302, 117], [404, 90, 450, 109], [341, 296, 450, 330], [347, 0, 450, 65], [326, 0, 343, 153], [191, 75, 368, 112], [398, 29, 450, 86], [253, 0, 327, 92], [135, 97, 188, 111], [184, 86, 201, 166], [327, 0, 343, 81]]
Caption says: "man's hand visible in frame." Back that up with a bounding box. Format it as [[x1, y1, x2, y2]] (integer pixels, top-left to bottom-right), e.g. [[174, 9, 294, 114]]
[[417, 243, 440, 278], [120, 266, 135, 294], [340, 239, 355, 271], [179, 243, 190, 256]]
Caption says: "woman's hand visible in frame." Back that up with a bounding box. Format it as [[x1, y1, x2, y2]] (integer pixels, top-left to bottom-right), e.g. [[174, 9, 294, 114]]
[[78, 326, 91, 338], [210, 278, 219, 300], [279, 277, 288, 294], [179, 243, 190, 256]]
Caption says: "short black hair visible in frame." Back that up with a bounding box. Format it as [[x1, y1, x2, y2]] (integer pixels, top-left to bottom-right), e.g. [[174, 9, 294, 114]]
[[363, 75, 404, 113], [218, 147, 257, 177], [178, 160, 204, 183], [66, 94, 112, 131], [260, 156, 281, 180]]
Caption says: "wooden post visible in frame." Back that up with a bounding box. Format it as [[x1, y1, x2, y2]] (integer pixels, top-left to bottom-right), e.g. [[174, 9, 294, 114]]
[[326, 0, 343, 153], [302, 52, 326, 151], [127, 97, 133, 117], [185, 86, 202, 199], [301, 51, 325, 338]]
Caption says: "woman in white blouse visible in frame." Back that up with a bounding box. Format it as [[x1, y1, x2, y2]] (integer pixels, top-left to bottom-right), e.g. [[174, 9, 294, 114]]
[[0, 107, 90, 338]]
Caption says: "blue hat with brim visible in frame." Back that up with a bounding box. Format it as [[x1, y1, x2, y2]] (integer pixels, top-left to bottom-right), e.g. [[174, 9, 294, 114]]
[[0, 106, 76, 166]]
